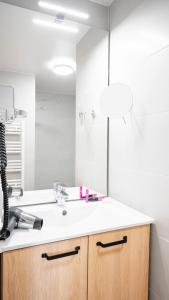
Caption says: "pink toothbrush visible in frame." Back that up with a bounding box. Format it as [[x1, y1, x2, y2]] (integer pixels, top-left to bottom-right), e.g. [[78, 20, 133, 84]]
[[80, 186, 83, 199], [86, 188, 89, 202]]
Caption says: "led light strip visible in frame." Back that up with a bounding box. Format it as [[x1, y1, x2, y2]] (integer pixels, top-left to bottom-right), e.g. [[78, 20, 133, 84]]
[[38, 1, 89, 20], [33, 19, 78, 33]]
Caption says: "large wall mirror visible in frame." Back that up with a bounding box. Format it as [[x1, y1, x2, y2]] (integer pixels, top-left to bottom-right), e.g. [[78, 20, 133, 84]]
[[0, 0, 109, 200]]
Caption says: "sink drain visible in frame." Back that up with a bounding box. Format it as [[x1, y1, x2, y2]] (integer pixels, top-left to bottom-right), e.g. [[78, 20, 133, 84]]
[[62, 210, 67, 216]]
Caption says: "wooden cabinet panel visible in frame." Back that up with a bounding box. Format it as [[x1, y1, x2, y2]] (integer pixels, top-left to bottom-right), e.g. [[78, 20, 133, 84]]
[[88, 225, 150, 300], [2, 237, 88, 300], [2, 225, 150, 300]]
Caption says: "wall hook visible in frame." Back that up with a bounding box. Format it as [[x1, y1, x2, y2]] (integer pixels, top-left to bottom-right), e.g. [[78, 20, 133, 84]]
[[91, 110, 96, 119], [79, 112, 86, 126]]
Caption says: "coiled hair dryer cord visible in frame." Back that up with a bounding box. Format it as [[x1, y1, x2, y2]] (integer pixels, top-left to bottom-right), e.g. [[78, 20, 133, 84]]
[[0, 122, 9, 240]]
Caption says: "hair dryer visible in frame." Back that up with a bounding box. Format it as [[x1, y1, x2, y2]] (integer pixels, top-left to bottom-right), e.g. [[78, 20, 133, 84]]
[[4, 207, 43, 239]]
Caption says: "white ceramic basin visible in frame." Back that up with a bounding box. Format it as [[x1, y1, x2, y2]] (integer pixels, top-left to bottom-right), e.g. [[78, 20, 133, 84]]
[[20, 199, 149, 229], [21, 201, 98, 227]]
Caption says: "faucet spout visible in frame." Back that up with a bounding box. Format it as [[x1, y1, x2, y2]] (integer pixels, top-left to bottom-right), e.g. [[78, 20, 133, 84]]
[[54, 184, 68, 206]]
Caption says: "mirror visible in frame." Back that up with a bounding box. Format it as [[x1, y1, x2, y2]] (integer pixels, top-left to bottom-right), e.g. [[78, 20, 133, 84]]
[[0, 1, 109, 202], [100, 83, 133, 118]]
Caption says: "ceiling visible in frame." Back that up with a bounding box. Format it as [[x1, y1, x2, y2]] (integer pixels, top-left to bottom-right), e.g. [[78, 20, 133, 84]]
[[89, 0, 114, 7], [0, 2, 90, 95]]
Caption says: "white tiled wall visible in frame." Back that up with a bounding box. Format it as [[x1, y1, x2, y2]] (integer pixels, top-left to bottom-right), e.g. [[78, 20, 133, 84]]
[[109, 0, 169, 299], [76, 28, 108, 194], [35, 91, 75, 189]]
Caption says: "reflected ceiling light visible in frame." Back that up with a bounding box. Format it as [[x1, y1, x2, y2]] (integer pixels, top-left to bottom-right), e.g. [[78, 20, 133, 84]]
[[33, 18, 78, 33], [38, 1, 89, 20], [53, 64, 75, 76], [48, 58, 76, 76]]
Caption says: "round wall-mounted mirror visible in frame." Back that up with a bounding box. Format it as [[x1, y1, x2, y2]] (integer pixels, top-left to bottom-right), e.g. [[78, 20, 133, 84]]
[[100, 83, 133, 118]]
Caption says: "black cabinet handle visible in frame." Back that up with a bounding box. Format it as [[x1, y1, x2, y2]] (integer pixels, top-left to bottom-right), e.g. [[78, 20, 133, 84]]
[[42, 246, 80, 261], [96, 236, 127, 248]]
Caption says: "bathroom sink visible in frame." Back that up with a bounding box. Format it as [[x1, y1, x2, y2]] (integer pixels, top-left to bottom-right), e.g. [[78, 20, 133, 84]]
[[21, 201, 98, 227], [15, 199, 152, 236], [18, 200, 130, 229], [1, 199, 153, 254]]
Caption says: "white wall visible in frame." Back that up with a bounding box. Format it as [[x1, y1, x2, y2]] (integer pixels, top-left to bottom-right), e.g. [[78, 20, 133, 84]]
[[109, 0, 169, 299], [35, 91, 75, 190], [0, 71, 35, 190], [76, 28, 108, 194]]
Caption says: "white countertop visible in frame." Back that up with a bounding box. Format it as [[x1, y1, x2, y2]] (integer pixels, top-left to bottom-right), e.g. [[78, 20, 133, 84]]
[[0, 191, 153, 253]]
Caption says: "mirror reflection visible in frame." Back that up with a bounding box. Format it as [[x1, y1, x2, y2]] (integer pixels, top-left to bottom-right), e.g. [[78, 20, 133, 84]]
[[0, 1, 109, 202]]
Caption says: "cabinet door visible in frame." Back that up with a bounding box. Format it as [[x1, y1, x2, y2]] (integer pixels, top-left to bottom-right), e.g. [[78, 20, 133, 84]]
[[88, 225, 150, 300], [2, 236, 88, 300]]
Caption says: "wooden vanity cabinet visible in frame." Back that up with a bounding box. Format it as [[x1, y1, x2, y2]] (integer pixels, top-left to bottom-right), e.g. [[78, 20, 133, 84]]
[[1, 225, 150, 300], [2, 237, 88, 300], [88, 225, 150, 300]]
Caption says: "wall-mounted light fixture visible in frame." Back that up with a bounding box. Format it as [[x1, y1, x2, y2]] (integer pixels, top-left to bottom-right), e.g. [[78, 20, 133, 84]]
[[33, 18, 78, 33], [38, 1, 89, 20]]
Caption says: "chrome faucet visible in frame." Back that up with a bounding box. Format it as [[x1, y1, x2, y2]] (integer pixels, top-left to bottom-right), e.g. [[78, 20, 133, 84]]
[[53, 183, 68, 206]]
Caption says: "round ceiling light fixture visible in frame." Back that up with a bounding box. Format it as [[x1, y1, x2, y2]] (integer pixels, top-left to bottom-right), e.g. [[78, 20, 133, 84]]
[[52, 64, 75, 76]]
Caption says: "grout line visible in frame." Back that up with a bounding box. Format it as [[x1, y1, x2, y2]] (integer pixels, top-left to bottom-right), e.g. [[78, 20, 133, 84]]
[[133, 109, 169, 119], [111, 167, 169, 178], [148, 43, 169, 59]]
